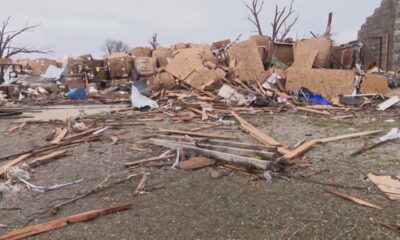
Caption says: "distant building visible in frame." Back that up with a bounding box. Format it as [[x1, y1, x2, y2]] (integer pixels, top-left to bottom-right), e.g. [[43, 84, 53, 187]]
[[358, 0, 400, 71]]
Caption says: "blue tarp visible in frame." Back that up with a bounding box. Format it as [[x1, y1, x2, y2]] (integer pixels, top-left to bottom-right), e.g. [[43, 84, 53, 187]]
[[67, 88, 87, 100]]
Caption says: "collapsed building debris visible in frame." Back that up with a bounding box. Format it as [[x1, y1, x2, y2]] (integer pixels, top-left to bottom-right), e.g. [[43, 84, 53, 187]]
[[2, 12, 400, 237]]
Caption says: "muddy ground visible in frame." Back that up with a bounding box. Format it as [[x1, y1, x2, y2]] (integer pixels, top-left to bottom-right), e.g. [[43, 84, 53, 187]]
[[0, 108, 400, 240]]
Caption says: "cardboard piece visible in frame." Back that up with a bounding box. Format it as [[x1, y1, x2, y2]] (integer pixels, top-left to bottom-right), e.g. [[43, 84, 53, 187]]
[[228, 40, 265, 82]]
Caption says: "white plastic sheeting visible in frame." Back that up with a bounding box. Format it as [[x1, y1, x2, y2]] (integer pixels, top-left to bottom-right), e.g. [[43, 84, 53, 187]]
[[130, 84, 159, 109], [43, 65, 64, 79]]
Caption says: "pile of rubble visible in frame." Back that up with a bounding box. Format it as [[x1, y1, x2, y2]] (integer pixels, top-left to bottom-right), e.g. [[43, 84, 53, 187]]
[[2, 34, 400, 238], [1, 35, 399, 111]]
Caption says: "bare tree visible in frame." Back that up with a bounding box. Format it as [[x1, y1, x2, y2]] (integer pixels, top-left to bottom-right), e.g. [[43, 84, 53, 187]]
[[271, 0, 298, 41], [0, 16, 51, 83], [245, 0, 264, 36], [0, 17, 50, 58], [103, 39, 130, 56], [148, 33, 160, 50]]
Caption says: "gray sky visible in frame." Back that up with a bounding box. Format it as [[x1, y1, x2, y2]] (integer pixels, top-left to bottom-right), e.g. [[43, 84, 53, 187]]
[[2, 0, 381, 59]]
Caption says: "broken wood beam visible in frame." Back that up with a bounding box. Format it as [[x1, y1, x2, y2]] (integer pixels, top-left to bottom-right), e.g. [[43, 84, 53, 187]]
[[283, 130, 385, 160], [149, 138, 271, 169], [28, 150, 68, 167], [318, 130, 385, 143], [154, 135, 277, 152], [283, 140, 318, 160], [0, 203, 132, 240], [177, 156, 216, 170], [159, 128, 238, 140], [125, 154, 175, 167], [296, 107, 330, 116], [324, 188, 383, 210], [192, 142, 275, 160], [0, 154, 32, 177], [51, 128, 68, 145], [61, 127, 104, 142], [0, 135, 101, 163], [148, 139, 275, 160], [350, 141, 389, 157], [133, 173, 149, 196], [231, 112, 282, 147]]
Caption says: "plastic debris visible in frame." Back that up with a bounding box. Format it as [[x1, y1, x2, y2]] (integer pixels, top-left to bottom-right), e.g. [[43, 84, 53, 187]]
[[130, 84, 159, 109], [67, 88, 87, 100]]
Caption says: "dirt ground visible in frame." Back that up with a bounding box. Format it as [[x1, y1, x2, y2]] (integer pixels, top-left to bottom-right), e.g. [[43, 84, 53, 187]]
[[0, 107, 400, 240]]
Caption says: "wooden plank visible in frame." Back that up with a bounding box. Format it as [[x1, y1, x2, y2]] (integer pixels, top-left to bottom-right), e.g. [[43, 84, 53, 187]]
[[227, 40, 265, 82], [61, 127, 103, 142], [361, 74, 391, 95], [133, 173, 149, 196], [152, 139, 275, 160], [318, 130, 385, 143], [177, 156, 216, 170], [0, 203, 132, 240], [51, 128, 68, 144], [283, 140, 318, 160], [324, 188, 383, 210], [296, 107, 330, 116], [282, 130, 385, 159], [0, 154, 31, 177], [377, 96, 400, 111], [28, 150, 68, 167], [286, 68, 355, 99], [159, 128, 237, 140], [231, 112, 282, 147], [196, 143, 275, 160], [125, 154, 175, 167], [153, 135, 277, 151], [149, 138, 270, 170]]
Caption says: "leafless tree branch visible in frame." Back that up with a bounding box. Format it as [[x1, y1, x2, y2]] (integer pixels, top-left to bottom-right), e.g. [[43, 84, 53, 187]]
[[0, 16, 52, 83], [271, 0, 298, 41], [102, 39, 130, 56], [244, 0, 264, 36], [5, 46, 51, 58], [148, 33, 160, 50]]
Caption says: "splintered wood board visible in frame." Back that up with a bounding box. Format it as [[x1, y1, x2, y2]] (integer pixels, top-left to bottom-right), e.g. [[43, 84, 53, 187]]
[[228, 40, 265, 82], [361, 74, 391, 94], [165, 46, 215, 80], [286, 68, 355, 99]]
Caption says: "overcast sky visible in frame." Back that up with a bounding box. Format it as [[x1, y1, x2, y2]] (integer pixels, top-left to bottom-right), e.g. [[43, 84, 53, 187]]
[[2, 0, 381, 59]]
